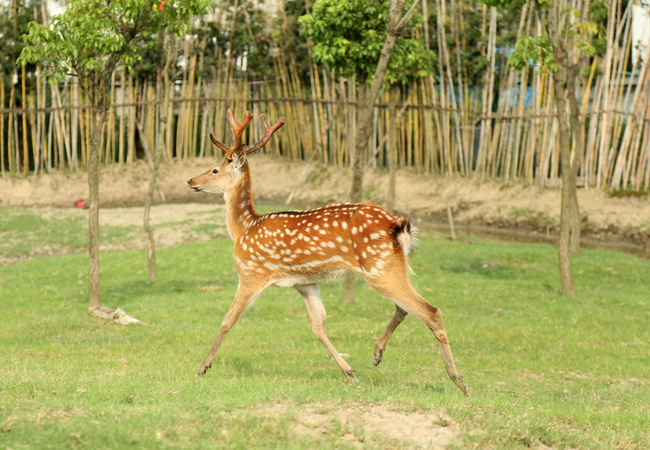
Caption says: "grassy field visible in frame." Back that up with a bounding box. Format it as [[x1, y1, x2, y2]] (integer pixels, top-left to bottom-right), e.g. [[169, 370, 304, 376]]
[[1, 214, 649, 448]]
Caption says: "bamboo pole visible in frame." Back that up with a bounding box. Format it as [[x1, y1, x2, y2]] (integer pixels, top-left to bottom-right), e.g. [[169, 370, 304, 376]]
[[0, 73, 5, 177]]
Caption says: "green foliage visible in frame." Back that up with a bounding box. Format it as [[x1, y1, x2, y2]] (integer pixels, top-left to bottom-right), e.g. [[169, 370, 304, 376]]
[[299, 0, 386, 76], [0, 1, 41, 84], [425, 3, 523, 87], [479, 0, 608, 75], [299, 0, 434, 84], [208, 0, 277, 80], [1, 236, 649, 448], [274, 0, 312, 80], [508, 35, 559, 72], [18, 0, 208, 89]]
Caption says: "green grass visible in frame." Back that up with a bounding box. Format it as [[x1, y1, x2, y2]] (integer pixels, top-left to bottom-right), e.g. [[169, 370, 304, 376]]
[[0, 208, 138, 259], [1, 235, 649, 448]]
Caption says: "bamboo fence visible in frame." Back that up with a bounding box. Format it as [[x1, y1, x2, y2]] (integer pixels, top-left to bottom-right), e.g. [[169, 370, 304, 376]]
[[1, 1, 649, 191]]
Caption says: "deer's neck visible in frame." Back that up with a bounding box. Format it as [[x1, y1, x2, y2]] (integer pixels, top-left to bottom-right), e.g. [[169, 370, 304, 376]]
[[224, 163, 259, 240]]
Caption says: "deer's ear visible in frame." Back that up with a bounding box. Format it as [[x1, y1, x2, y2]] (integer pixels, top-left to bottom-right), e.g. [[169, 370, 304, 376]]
[[231, 148, 247, 170]]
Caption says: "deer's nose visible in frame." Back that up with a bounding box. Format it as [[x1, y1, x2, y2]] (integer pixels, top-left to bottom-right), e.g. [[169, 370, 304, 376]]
[[187, 179, 192, 185]]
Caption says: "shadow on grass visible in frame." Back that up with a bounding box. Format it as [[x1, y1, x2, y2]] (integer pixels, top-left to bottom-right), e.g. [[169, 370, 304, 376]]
[[444, 261, 523, 280]]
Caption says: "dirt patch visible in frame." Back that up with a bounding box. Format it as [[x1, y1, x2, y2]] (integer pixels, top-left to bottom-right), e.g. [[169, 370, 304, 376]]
[[259, 402, 458, 449], [1, 155, 649, 256]]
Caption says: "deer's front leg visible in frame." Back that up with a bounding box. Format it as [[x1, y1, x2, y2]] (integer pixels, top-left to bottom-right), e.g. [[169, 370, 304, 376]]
[[294, 284, 357, 383], [197, 281, 264, 376]]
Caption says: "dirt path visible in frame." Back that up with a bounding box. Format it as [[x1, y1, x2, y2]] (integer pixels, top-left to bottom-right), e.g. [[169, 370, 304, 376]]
[[1, 155, 649, 258]]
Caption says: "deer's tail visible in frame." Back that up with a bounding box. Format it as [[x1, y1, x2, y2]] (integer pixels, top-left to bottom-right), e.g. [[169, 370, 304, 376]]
[[390, 217, 418, 258]]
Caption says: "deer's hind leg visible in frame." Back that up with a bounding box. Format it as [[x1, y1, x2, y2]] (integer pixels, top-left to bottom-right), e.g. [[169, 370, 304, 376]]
[[373, 305, 408, 366], [366, 275, 469, 396], [294, 284, 357, 383]]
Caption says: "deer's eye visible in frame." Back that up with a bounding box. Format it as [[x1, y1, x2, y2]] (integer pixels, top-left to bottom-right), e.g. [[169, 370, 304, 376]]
[[212, 169, 219, 174]]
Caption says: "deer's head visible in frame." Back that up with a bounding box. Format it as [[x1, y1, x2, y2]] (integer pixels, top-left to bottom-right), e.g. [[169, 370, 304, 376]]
[[188, 109, 285, 194]]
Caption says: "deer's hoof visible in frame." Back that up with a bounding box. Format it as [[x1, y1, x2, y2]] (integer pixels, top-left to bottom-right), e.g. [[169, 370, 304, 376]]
[[373, 349, 384, 366], [454, 375, 470, 397]]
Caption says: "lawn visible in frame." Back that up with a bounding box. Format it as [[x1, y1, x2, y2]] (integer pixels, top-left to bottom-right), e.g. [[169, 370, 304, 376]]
[[1, 228, 649, 448]]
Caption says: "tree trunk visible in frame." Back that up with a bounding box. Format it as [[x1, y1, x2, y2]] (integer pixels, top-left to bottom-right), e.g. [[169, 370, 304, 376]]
[[547, 40, 576, 297], [387, 84, 398, 212], [552, 67, 575, 295], [566, 64, 582, 255], [342, 0, 414, 304], [349, 73, 367, 203], [143, 34, 173, 279], [88, 105, 107, 312], [342, 72, 367, 304]]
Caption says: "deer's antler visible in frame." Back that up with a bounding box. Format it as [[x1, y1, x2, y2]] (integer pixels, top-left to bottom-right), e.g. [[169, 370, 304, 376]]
[[209, 109, 253, 160], [209, 109, 285, 160], [244, 114, 286, 155]]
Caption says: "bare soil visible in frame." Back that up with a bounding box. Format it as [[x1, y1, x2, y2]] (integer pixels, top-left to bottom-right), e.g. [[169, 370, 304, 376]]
[[1, 154, 649, 258], [255, 402, 458, 449]]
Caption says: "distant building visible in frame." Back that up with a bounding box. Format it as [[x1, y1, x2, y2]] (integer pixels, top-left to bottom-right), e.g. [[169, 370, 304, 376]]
[[633, 0, 650, 70]]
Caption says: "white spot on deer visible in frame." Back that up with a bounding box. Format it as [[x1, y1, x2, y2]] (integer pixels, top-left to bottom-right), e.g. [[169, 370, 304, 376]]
[[243, 243, 248, 251], [319, 229, 326, 235], [363, 237, 369, 243], [370, 232, 380, 240], [314, 225, 319, 230], [352, 227, 357, 235], [341, 222, 348, 230], [332, 221, 339, 227], [295, 248, 302, 254], [304, 249, 312, 255], [328, 241, 335, 248], [282, 257, 292, 263], [362, 252, 367, 258], [335, 236, 343, 243], [340, 245, 348, 252]]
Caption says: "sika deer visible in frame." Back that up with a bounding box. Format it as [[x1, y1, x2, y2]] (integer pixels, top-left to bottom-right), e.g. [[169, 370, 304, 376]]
[[188, 109, 469, 396]]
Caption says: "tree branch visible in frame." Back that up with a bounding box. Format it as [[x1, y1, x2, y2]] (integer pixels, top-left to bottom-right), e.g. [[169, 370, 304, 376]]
[[395, 0, 422, 33]]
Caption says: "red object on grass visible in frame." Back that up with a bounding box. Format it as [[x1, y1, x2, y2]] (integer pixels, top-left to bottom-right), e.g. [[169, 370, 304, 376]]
[[74, 199, 88, 209]]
